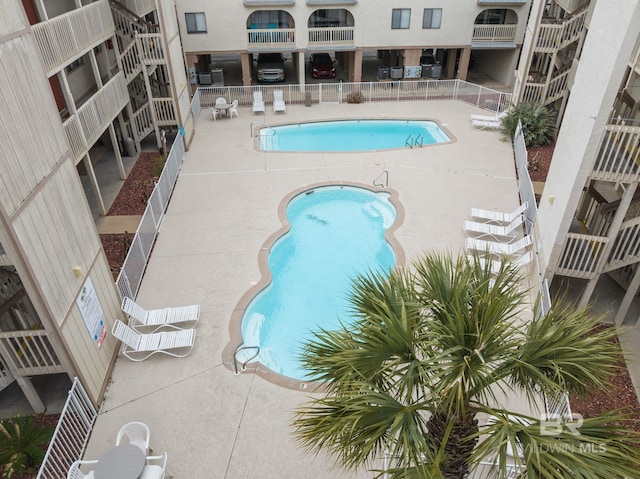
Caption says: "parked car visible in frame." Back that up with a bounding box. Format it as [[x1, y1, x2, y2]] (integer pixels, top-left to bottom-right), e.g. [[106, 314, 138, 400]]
[[256, 53, 286, 82], [310, 53, 336, 79]]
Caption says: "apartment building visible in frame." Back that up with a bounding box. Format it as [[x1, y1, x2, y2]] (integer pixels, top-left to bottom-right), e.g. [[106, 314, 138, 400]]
[[0, 0, 191, 410], [532, 0, 640, 325], [175, 0, 532, 88]]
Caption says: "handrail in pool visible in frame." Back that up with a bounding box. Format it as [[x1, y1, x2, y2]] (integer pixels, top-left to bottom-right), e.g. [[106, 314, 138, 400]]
[[373, 170, 389, 188], [415, 134, 423, 148], [233, 344, 261, 375], [405, 134, 413, 149]]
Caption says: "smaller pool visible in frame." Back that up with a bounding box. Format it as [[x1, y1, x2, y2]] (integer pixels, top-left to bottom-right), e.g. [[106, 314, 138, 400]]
[[259, 119, 450, 152]]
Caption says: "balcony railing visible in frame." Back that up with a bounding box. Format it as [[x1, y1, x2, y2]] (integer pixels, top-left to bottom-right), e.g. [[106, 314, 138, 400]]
[[247, 28, 295, 49], [153, 98, 177, 126], [472, 24, 517, 43], [606, 217, 640, 271], [536, 8, 587, 53], [118, 0, 157, 17], [308, 27, 354, 47], [556, 233, 608, 279], [0, 330, 65, 376], [555, 0, 589, 14], [591, 124, 640, 183], [32, 0, 114, 76], [63, 72, 130, 163]]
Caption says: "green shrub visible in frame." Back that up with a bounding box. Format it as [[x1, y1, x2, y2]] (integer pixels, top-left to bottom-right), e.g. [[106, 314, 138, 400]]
[[501, 102, 556, 146], [0, 415, 54, 478], [346, 91, 364, 104]]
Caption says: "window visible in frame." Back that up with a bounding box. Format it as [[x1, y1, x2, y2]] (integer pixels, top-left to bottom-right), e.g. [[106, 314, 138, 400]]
[[185, 12, 207, 33], [423, 8, 442, 29], [66, 58, 83, 73], [391, 9, 411, 29]]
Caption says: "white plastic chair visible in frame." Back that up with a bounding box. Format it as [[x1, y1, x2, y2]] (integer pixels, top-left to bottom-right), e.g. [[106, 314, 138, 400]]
[[140, 452, 172, 479], [211, 108, 219, 121], [273, 90, 286, 113], [121, 297, 200, 328], [111, 320, 196, 361], [466, 235, 532, 257], [116, 422, 152, 454], [470, 202, 528, 225], [229, 99, 239, 118], [252, 91, 265, 114], [463, 214, 525, 242], [214, 97, 227, 108], [67, 460, 98, 479]]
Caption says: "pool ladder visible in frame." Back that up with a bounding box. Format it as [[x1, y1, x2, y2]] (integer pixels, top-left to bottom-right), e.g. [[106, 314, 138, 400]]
[[233, 344, 260, 375], [405, 134, 424, 149], [373, 170, 389, 188]]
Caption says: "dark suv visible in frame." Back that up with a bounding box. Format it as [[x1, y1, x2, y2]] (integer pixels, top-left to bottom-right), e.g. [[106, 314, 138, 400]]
[[310, 53, 336, 79]]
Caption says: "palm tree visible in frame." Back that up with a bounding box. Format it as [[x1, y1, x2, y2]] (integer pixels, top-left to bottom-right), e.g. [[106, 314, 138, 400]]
[[292, 252, 640, 479]]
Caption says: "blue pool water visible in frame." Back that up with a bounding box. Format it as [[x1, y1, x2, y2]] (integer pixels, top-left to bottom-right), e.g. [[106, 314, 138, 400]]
[[240, 186, 397, 381], [259, 119, 450, 152]]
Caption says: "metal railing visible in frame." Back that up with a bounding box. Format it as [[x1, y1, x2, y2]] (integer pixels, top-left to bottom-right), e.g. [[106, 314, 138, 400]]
[[36, 378, 97, 479], [197, 79, 511, 113], [115, 131, 184, 300]]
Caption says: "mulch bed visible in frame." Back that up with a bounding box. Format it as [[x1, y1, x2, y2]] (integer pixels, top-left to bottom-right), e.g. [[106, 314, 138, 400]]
[[527, 142, 554, 183], [106, 151, 160, 216], [568, 325, 640, 432]]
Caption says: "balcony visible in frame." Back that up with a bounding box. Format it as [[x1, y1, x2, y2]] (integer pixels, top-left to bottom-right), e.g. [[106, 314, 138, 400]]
[[478, 0, 526, 4], [119, 0, 157, 17], [32, 0, 114, 77], [471, 24, 517, 47], [247, 28, 296, 51], [63, 72, 130, 163], [308, 27, 354, 48], [555, 0, 590, 14], [590, 123, 640, 183]]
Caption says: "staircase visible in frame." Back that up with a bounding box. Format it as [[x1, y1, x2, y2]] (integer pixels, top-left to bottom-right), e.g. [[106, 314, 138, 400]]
[[109, 0, 176, 143]]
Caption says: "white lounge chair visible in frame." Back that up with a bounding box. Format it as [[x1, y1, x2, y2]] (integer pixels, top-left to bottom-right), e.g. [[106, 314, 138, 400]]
[[121, 297, 200, 328], [464, 214, 525, 242], [471, 118, 501, 130], [466, 235, 533, 257], [470, 251, 534, 274], [229, 99, 239, 119], [116, 422, 152, 454], [67, 460, 98, 479], [252, 91, 265, 114], [470, 202, 528, 225], [112, 320, 196, 361], [470, 110, 508, 122], [273, 90, 286, 113]]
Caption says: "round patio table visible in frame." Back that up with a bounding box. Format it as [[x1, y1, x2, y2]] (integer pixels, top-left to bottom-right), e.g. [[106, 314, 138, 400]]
[[94, 444, 145, 479], [215, 103, 232, 118]]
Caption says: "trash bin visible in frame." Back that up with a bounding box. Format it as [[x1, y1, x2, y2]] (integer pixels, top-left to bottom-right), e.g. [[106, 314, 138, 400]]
[[305, 91, 312, 107], [124, 137, 136, 157]]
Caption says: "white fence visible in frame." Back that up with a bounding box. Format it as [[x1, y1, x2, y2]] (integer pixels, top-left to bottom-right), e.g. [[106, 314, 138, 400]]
[[115, 132, 184, 300], [36, 378, 97, 479], [197, 79, 511, 114]]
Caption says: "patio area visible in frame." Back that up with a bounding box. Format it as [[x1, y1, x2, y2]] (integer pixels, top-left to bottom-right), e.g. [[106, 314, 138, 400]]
[[77, 98, 541, 478]]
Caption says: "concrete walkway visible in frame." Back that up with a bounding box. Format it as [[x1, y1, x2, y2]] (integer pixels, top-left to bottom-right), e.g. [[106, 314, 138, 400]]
[[79, 99, 639, 478]]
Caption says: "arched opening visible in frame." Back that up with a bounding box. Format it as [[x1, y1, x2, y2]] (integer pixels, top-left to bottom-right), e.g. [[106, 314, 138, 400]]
[[247, 10, 294, 29], [474, 8, 518, 25], [307, 9, 354, 28]]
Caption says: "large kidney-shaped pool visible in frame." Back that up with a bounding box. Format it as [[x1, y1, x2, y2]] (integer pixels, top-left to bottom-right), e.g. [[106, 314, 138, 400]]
[[258, 119, 450, 152], [231, 184, 404, 385]]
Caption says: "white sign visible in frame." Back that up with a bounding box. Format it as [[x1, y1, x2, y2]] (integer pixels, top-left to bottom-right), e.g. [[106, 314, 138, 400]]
[[76, 277, 107, 349]]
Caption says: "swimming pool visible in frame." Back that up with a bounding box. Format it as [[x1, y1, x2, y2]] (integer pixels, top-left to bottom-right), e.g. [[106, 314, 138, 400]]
[[258, 119, 450, 152], [233, 184, 403, 384]]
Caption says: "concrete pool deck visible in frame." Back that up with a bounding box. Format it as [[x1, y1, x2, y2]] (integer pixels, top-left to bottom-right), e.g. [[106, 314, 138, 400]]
[[82, 99, 538, 478]]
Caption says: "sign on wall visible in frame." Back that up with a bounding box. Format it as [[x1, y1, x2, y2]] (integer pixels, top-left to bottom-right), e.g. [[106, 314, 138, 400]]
[[76, 277, 107, 349]]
